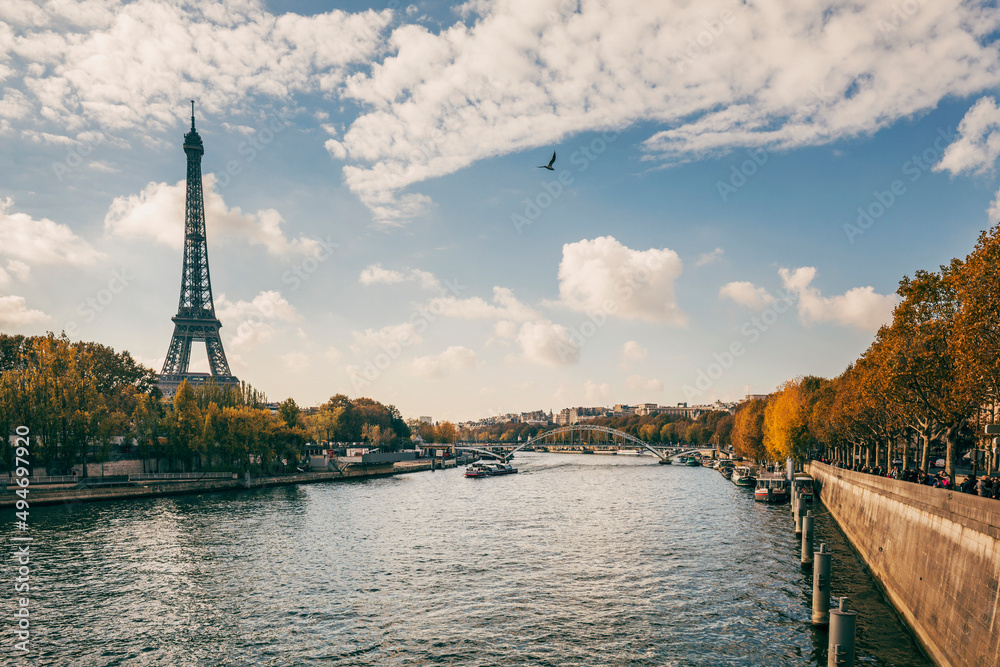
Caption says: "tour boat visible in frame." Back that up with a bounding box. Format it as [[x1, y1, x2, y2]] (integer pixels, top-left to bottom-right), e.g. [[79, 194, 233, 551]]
[[465, 462, 518, 477], [465, 463, 493, 478], [754, 473, 790, 502], [731, 466, 755, 486], [686, 457, 701, 466]]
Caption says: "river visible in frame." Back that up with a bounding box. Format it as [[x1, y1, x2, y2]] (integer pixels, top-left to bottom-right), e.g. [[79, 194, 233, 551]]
[[16, 453, 931, 666]]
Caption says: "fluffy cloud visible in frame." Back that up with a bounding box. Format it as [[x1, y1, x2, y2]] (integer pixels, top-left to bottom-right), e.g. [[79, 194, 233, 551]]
[[105, 174, 321, 256], [621, 341, 647, 365], [411, 345, 478, 378], [333, 0, 1000, 220], [0, 197, 104, 268], [0, 294, 49, 329], [557, 236, 686, 324], [779, 267, 897, 330], [625, 374, 663, 392], [934, 96, 1000, 176], [429, 286, 540, 322], [359, 263, 440, 289], [216, 290, 301, 348], [719, 281, 776, 310], [988, 185, 1000, 222], [4, 1, 391, 134], [515, 320, 579, 367]]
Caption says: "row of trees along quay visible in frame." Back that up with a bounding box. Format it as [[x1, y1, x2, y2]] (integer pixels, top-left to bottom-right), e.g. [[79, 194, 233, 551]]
[[0, 333, 412, 477], [730, 224, 1000, 485]]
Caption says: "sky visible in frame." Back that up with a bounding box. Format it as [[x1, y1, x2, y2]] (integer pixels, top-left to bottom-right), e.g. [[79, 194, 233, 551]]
[[2, 0, 1000, 422]]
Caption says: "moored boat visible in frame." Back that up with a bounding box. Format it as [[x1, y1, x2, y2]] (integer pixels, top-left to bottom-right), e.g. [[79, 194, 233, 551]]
[[686, 457, 701, 467], [754, 473, 790, 502], [792, 475, 814, 502], [731, 465, 756, 486]]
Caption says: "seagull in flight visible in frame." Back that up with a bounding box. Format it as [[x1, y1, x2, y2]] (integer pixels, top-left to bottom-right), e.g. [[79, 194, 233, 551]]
[[537, 151, 556, 170]]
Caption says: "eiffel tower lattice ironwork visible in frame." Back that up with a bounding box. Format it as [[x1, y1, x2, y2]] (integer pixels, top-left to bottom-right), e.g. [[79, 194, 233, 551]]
[[158, 102, 239, 396]]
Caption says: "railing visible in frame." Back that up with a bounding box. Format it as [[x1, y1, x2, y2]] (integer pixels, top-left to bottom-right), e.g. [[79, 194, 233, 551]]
[[127, 472, 236, 481]]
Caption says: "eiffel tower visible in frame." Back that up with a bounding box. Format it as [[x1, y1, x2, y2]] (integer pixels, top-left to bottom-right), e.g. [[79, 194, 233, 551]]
[[158, 102, 239, 397]]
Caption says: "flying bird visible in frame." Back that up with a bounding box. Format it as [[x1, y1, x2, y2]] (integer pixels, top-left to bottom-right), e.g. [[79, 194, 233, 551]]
[[537, 151, 556, 170]]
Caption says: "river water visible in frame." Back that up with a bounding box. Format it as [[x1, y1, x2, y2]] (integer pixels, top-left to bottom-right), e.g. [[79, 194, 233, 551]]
[[16, 453, 931, 666]]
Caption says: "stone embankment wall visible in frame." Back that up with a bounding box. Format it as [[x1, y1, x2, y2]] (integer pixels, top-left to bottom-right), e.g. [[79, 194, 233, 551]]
[[0, 459, 437, 509], [807, 462, 1000, 667]]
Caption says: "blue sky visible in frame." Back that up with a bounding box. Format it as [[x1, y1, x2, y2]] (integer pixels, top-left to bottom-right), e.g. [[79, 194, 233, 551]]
[[2, 0, 1000, 421]]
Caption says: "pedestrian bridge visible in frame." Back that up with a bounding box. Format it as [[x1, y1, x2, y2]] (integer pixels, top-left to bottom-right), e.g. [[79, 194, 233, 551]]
[[455, 424, 676, 463]]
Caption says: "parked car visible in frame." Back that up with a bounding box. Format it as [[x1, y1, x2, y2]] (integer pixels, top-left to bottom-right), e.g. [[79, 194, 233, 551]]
[[931, 458, 946, 468]]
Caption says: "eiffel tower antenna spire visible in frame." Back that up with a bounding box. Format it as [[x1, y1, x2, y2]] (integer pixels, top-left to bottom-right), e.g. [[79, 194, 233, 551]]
[[158, 101, 239, 396]]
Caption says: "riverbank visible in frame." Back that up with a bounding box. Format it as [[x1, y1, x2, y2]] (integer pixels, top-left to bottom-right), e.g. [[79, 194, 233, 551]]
[[0, 458, 454, 509], [807, 461, 1000, 667]]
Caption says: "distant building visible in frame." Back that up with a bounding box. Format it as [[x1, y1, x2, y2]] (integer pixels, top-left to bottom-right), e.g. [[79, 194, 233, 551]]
[[419, 416, 433, 424]]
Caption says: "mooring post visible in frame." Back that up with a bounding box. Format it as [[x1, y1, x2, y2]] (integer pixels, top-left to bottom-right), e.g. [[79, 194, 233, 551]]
[[794, 494, 804, 535], [827, 597, 857, 667], [812, 543, 832, 625], [801, 510, 814, 566]]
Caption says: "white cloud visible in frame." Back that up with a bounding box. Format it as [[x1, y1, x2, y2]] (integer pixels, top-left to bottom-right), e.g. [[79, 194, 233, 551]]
[[332, 0, 1000, 220], [584, 380, 613, 406], [557, 236, 686, 324], [359, 263, 440, 289], [934, 97, 1000, 176], [105, 174, 321, 256], [779, 267, 897, 331], [696, 247, 724, 267], [429, 286, 540, 322], [4, 1, 392, 135], [515, 320, 578, 367], [719, 281, 775, 310], [0, 197, 104, 267], [0, 294, 49, 329], [625, 374, 663, 392], [411, 345, 478, 378], [325, 346, 343, 361], [216, 290, 301, 348], [622, 341, 647, 365], [350, 322, 423, 355]]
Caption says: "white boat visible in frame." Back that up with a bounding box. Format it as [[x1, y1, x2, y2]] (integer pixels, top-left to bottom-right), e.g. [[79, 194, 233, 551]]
[[731, 465, 756, 486], [755, 473, 789, 502]]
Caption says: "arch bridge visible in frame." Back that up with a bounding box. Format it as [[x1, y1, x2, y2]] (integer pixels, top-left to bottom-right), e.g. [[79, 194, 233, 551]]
[[456, 424, 671, 463]]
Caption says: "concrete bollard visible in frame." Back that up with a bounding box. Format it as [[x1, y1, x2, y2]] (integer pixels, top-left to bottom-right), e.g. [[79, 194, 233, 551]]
[[827, 597, 857, 667], [801, 510, 814, 566], [812, 543, 832, 625], [794, 496, 804, 535]]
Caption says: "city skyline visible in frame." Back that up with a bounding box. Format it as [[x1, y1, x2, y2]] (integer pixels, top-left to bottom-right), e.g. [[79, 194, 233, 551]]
[[3, 0, 1000, 421]]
